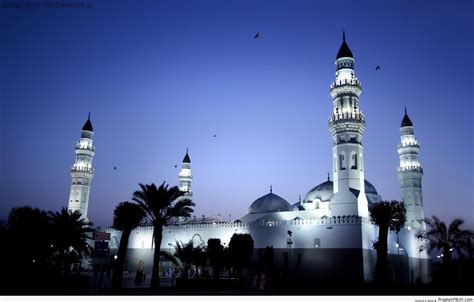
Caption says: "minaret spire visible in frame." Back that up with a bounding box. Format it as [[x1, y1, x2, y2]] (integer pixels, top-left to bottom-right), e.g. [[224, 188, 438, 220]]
[[397, 109, 424, 229], [329, 33, 368, 218], [178, 148, 193, 202], [67, 115, 95, 221], [270, 185, 273, 193]]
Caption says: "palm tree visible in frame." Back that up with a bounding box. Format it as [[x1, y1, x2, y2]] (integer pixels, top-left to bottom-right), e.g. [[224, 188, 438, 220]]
[[370, 200, 406, 284], [111, 202, 145, 292], [417, 216, 473, 267], [132, 182, 195, 289], [49, 208, 92, 273], [173, 240, 196, 278]]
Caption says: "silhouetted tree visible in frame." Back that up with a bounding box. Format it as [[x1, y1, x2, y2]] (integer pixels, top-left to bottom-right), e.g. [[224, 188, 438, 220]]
[[132, 182, 195, 288], [417, 216, 473, 267], [173, 239, 205, 278], [228, 233, 254, 278], [7, 206, 51, 276], [49, 208, 92, 273], [111, 201, 145, 292], [207, 238, 224, 279], [370, 200, 406, 284]]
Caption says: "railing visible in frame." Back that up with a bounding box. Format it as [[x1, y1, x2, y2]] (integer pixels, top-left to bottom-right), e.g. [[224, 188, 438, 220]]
[[329, 112, 365, 124], [105, 215, 371, 234], [71, 166, 94, 173], [75, 143, 95, 151], [330, 79, 361, 89], [397, 166, 423, 173]]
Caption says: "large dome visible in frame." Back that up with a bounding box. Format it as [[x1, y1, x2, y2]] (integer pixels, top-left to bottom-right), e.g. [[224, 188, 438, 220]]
[[249, 192, 292, 214], [303, 179, 379, 203]]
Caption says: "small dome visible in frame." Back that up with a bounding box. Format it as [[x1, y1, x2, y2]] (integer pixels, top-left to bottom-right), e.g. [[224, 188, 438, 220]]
[[249, 192, 292, 214], [82, 117, 93, 132], [364, 179, 378, 195], [303, 179, 378, 203], [304, 180, 334, 203]]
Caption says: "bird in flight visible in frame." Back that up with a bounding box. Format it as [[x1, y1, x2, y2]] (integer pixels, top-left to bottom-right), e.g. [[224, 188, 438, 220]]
[[174, 165, 178, 168], [113, 166, 117, 170], [213, 134, 217, 138], [254, 32, 260, 39], [375, 65, 381, 71]]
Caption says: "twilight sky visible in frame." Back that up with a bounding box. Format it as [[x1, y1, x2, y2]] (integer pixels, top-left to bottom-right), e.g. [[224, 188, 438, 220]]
[[1, 0, 473, 228]]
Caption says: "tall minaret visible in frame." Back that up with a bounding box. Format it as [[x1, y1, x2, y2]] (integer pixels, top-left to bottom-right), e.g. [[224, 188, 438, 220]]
[[328, 32, 368, 218], [397, 108, 424, 229], [67, 114, 95, 222], [177, 148, 192, 202]]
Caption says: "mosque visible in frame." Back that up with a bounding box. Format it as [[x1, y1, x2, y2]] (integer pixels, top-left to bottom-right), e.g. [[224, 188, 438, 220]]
[[67, 34, 430, 283]]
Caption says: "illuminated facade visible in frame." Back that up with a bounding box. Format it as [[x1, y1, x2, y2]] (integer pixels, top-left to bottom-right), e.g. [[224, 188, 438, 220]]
[[67, 114, 95, 222], [398, 108, 425, 229], [176, 148, 193, 203], [95, 35, 430, 283]]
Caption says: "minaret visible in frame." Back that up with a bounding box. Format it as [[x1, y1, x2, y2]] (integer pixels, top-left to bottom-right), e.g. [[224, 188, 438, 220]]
[[328, 32, 368, 218], [397, 108, 424, 229], [177, 148, 193, 202], [67, 114, 95, 222]]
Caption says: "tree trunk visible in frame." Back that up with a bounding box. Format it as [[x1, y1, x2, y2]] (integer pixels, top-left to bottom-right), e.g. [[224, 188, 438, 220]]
[[112, 228, 131, 292], [375, 224, 389, 284], [150, 224, 163, 289]]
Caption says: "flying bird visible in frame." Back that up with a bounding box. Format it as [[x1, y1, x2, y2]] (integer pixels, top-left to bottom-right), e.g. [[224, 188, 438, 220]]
[[375, 65, 381, 71], [113, 166, 117, 170], [213, 134, 217, 137], [174, 165, 178, 168], [254, 32, 260, 39]]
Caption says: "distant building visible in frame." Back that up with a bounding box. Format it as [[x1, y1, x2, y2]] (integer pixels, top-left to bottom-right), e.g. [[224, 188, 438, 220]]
[[74, 34, 430, 283]]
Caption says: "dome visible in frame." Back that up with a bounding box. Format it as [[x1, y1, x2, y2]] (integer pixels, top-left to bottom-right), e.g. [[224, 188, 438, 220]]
[[249, 192, 292, 214], [303, 180, 334, 203], [303, 179, 378, 203]]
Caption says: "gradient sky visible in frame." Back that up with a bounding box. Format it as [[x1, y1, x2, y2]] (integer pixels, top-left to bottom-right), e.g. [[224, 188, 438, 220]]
[[1, 0, 473, 229]]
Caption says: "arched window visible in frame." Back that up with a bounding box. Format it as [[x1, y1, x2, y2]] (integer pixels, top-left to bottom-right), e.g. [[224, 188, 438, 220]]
[[351, 153, 358, 169], [339, 153, 346, 170]]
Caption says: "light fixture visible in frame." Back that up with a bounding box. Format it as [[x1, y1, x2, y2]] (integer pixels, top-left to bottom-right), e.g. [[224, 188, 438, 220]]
[[114, 255, 118, 260]]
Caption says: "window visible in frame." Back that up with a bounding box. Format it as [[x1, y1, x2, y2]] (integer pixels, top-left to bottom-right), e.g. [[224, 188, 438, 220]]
[[339, 154, 346, 170], [351, 153, 358, 169]]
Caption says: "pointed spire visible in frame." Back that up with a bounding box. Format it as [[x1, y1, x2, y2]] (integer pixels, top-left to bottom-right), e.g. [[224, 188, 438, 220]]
[[336, 31, 353, 59], [327, 172, 330, 181], [82, 113, 93, 132], [298, 194, 301, 203], [401, 106, 413, 127], [183, 148, 191, 163], [270, 185, 272, 193]]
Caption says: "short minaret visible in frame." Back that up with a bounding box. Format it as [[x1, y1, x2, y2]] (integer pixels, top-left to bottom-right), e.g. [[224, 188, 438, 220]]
[[67, 114, 95, 221], [328, 32, 368, 218], [397, 108, 424, 229], [177, 148, 193, 202]]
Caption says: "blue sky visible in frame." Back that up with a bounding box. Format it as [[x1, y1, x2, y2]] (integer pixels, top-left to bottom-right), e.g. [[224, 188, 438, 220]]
[[1, 0, 472, 228]]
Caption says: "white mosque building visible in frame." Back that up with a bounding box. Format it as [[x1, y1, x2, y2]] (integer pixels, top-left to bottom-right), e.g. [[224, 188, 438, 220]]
[[67, 34, 430, 283]]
